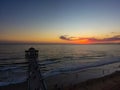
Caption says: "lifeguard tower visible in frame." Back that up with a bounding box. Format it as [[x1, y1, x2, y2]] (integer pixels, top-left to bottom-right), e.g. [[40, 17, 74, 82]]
[[25, 47, 47, 90]]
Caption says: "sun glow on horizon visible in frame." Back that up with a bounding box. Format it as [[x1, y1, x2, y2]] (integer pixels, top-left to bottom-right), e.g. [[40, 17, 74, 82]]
[[74, 39, 90, 44]]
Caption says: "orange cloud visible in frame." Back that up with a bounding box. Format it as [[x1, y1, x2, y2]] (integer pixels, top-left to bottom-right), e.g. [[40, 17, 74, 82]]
[[60, 35, 120, 44]]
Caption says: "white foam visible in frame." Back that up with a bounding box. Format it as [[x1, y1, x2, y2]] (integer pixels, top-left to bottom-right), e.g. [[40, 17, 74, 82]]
[[0, 76, 27, 86], [43, 57, 120, 77], [0, 57, 120, 86], [0, 66, 27, 86]]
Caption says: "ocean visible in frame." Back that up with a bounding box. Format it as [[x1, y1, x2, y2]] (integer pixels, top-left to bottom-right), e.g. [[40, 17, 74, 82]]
[[0, 44, 120, 86]]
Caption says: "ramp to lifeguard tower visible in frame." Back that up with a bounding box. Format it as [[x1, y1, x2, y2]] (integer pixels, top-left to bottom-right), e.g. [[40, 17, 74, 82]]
[[25, 47, 47, 90]]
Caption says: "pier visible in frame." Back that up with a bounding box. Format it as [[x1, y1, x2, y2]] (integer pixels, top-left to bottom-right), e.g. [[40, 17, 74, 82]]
[[25, 47, 47, 90]]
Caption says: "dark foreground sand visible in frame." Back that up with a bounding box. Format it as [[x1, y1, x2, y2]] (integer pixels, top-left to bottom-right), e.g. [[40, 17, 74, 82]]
[[63, 71, 120, 90], [0, 71, 120, 90]]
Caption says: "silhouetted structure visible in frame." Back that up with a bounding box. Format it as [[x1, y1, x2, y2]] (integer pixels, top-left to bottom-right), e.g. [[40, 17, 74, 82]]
[[25, 47, 47, 90]]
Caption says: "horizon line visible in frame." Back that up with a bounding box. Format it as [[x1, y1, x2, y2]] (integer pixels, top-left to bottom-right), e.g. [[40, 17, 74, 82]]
[[0, 42, 120, 45]]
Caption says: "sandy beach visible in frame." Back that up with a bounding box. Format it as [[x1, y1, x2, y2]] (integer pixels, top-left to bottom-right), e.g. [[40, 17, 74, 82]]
[[45, 62, 120, 90], [0, 62, 120, 90], [63, 71, 120, 90], [0, 71, 120, 90], [46, 71, 120, 90]]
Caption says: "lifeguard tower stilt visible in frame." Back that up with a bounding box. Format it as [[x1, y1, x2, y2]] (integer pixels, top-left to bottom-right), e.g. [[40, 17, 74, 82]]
[[25, 47, 47, 90]]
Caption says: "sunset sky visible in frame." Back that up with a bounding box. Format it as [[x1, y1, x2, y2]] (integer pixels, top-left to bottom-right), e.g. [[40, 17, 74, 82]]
[[0, 0, 120, 44]]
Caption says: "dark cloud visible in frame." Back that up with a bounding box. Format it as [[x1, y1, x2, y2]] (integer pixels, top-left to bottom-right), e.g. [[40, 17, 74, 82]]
[[60, 35, 79, 41], [59, 35, 120, 42], [102, 35, 120, 41]]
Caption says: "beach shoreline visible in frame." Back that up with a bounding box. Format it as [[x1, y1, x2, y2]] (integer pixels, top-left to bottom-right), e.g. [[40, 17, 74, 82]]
[[45, 62, 120, 90], [0, 62, 120, 90], [63, 71, 120, 90], [0, 81, 28, 90], [0, 71, 120, 90]]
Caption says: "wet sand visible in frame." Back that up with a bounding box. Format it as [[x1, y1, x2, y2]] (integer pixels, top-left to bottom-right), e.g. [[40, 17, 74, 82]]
[[0, 62, 120, 90], [0, 71, 120, 90], [63, 71, 120, 90], [46, 62, 120, 90]]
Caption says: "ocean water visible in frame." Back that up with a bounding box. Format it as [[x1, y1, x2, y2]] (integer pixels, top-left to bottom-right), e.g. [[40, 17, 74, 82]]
[[0, 44, 120, 86]]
